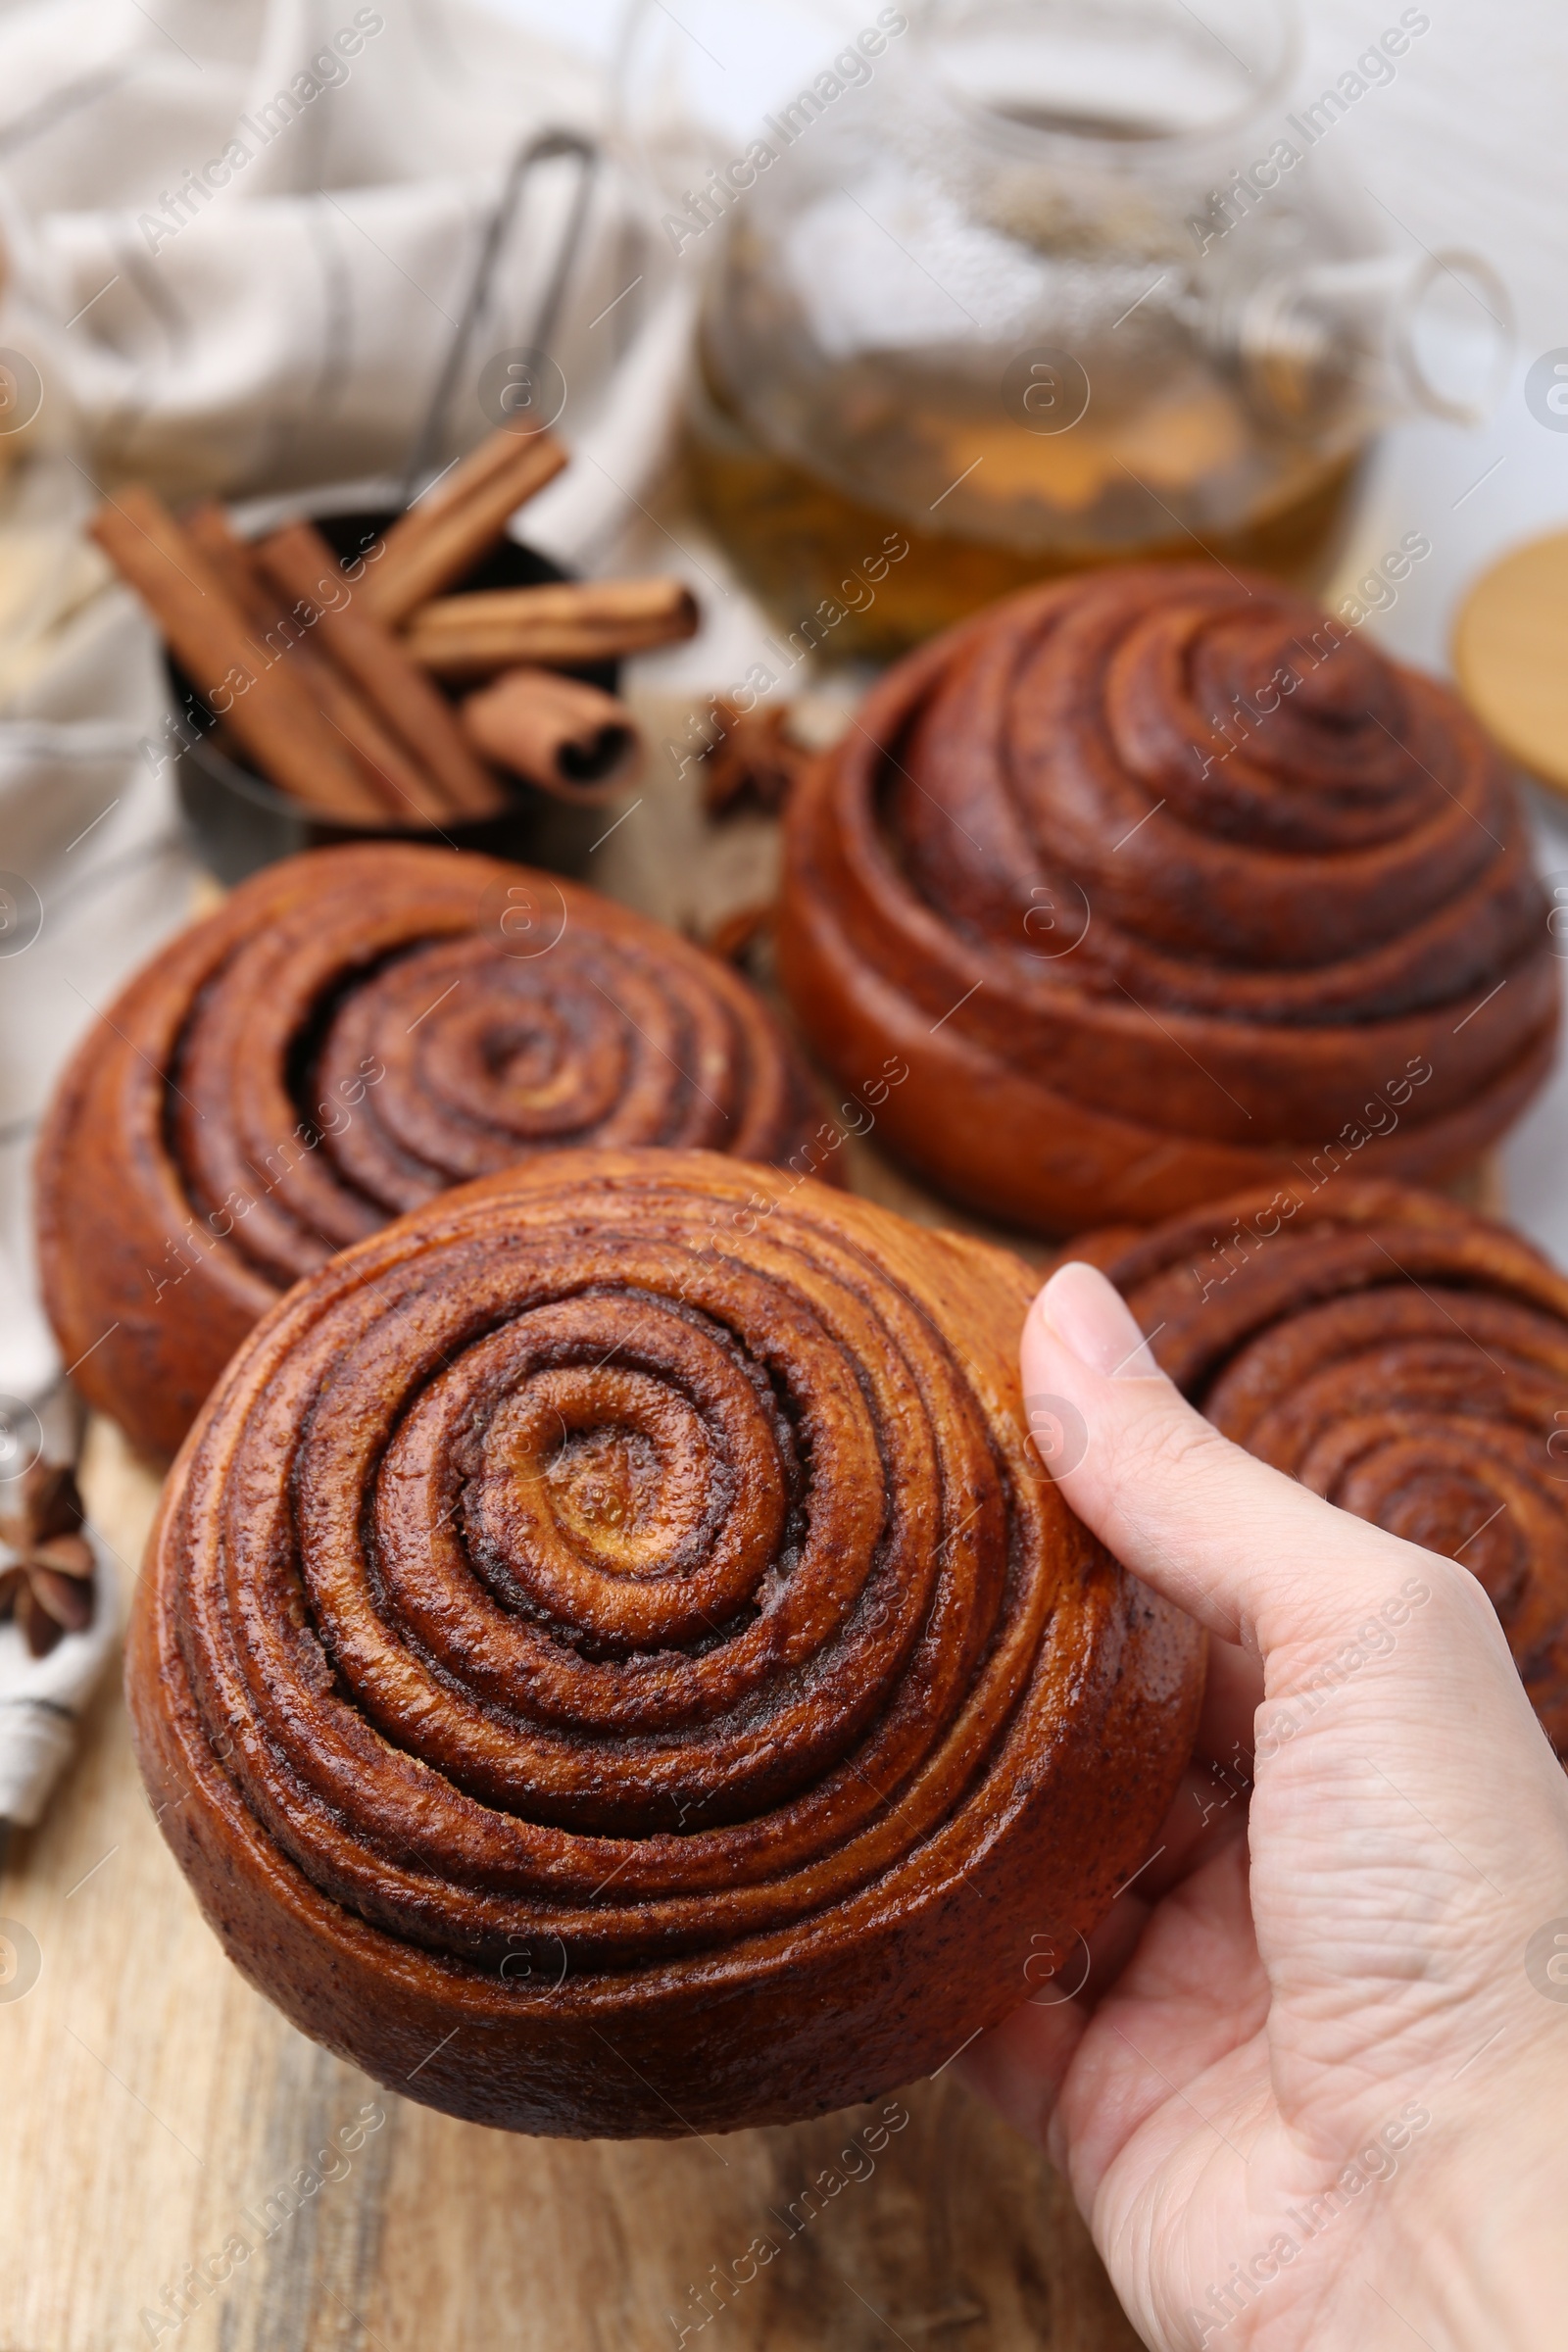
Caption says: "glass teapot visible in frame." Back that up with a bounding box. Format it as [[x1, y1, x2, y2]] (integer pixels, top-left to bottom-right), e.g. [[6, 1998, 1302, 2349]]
[[616, 0, 1509, 654]]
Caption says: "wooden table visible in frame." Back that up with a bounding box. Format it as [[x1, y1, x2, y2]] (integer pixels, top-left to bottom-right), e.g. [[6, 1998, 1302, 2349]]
[[0, 706, 1141, 2352]]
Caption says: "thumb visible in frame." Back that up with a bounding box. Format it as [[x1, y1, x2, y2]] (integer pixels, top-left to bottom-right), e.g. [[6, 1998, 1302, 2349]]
[[1024, 1258, 1487, 1667]]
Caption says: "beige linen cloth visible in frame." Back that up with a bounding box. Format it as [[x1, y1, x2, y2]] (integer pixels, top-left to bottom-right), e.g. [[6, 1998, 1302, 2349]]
[[0, 0, 691, 1823]]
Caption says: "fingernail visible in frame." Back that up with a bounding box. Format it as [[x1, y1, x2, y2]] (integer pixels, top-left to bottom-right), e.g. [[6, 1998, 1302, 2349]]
[[1035, 1262, 1159, 1379]]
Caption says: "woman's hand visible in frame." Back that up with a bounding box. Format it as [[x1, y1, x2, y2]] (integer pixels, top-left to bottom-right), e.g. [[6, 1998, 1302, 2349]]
[[965, 1261, 1568, 2351]]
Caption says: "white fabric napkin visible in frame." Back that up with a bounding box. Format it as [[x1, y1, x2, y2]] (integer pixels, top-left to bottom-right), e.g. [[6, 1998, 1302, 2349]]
[[0, 0, 691, 1826]]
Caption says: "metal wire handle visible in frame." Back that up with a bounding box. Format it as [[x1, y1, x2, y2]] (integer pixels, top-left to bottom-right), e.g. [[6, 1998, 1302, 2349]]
[[402, 126, 600, 502]]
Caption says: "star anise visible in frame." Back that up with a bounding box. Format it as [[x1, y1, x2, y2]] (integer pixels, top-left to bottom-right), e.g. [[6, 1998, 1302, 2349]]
[[704, 899, 775, 968], [0, 1461, 95, 1657], [698, 700, 810, 821]]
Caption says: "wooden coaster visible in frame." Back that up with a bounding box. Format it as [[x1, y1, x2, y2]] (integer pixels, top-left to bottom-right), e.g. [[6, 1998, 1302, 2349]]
[[1452, 528, 1568, 796]]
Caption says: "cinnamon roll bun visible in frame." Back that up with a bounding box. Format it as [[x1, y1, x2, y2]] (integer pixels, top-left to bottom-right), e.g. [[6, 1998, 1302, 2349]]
[[1077, 1179, 1568, 1750], [778, 564, 1556, 1233], [37, 845, 823, 1457], [128, 1149, 1204, 2135]]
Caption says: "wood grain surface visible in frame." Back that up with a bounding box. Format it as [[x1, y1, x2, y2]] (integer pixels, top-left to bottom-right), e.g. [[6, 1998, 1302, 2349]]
[[0, 706, 1143, 2352], [1452, 529, 1568, 801]]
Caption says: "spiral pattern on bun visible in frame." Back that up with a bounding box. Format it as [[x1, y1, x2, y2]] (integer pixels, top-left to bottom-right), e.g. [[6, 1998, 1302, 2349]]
[[779, 564, 1556, 1234], [38, 845, 824, 1458], [1077, 1179, 1568, 1749], [127, 1150, 1203, 2136]]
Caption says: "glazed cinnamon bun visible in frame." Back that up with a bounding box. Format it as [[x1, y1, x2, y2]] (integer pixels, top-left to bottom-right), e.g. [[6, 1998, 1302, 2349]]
[[1078, 1179, 1568, 1749], [779, 564, 1555, 1233], [38, 845, 824, 1457], [128, 1149, 1204, 2135]]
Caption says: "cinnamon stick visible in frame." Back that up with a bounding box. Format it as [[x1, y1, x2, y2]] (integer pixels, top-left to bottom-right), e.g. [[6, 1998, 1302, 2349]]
[[364, 429, 568, 626], [90, 487, 387, 823], [257, 518, 503, 819], [461, 667, 644, 804], [404, 577, 700, 680], [183, 505, 453, 826]]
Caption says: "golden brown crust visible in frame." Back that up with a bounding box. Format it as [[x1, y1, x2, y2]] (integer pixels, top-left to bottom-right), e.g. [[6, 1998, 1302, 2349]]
[[36, 844, 826, 1458], [126, 1149, 1204, 2137], [1084, 1177, 1568, 1749], [778, 564, 1557, 1234]]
